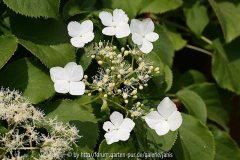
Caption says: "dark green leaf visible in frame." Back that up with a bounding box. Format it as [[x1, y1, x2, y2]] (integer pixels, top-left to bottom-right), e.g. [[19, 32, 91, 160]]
[[177, 70, 206, 88], [209, 0, 240, 42], [0, 35, 18, 69], [78, 48, 92, 71], [177, 89, 207, 123], [188, 83, 230, 131], [0, 58, 55, 104], [3, 0, 60, 19], [173, 114, 215, 160]]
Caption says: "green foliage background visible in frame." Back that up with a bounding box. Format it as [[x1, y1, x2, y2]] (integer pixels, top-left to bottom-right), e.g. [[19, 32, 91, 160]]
[[0, 0, 240, 159]]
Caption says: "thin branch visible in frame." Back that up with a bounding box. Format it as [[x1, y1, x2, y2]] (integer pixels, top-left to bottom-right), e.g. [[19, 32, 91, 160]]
[[185, 44, 212, 56]]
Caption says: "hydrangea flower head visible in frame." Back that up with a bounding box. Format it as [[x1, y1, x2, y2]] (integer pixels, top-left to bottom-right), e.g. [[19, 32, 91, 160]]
[[145, 97, 182, 136], [99, 9, 131, 38], [130, 18, 159, 53], [103, 111, 135, 144], [67, 20, 94, 48], [50, 62, 85, 95]]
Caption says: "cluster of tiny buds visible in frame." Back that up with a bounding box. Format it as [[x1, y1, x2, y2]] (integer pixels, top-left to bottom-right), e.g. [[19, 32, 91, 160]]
[[0, 88, 81, 160], [130, 102, 145, 118], [83, 41, 160, 103]]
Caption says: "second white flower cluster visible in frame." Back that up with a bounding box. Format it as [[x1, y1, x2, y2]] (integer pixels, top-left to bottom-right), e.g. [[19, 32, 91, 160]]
[[68, 9, 159, 53]]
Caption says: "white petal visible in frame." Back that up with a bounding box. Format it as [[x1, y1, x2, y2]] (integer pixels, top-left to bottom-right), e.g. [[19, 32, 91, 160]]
[[67, 21, 81, 37], [139, 38, 153, 53], [104, 130, 119, 145], [154, 121, 170, 136], [70, 37, 85, 48], [130, 19, 143, 34], [168, 111, 182, 131], [119, 118, 135, 132], [64, 62, 83, 81], [117, 129, 130, 141], [102, 27, 116, 36], [69, 81, 85, 95], [99, 11, 113, 26], [157, 97, 177, 118], [54, 80, 70, 94], [80, 20, 93, 35], [132, 33, 143, 45], [115, 22, 131, 38], [81, 32, 94, 43], [145, 32, 159, 42], [103, 121, 116, 132], [50, 67, 67, 82], [142, 18, 154, 34], [113, 9, 129, 24], [145, 111, 164, 129], [110, 111, 123, 127]]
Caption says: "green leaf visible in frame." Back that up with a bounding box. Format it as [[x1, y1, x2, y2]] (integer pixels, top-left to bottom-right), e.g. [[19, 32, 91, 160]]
[[177, 70, 206, 88], [176, 89, 207, 123], [98, 139, 137, 160], [10, 15, 76, 68], [0, 35, 18, 69], [77, 48, 92, 71], [153, 23, 174, 67], [0, 126, 7, 134], [210, 127, 240, 160], [212, 38, 240, 94], [183, 1, 209, 37], [134, 118, 178, 152], [101, 99, 110, 116], [62, 0, 96, 20], [101, 0, 142, 19], [0, 58, 55, 104], [163, 24, 187, 51], [173, 114, 215, 160], [40, 99, 99, 153], [209, 0, 240, 42], [188, 83, 230, 132], [139, 0, 183, 14], [3, 0, 60, 19]]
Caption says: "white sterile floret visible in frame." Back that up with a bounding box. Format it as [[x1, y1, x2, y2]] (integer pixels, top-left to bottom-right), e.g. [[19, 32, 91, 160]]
[[99, 9, 131, 38], [103, 111, 135, 145], [67, 20, 94, 48], [145, 97, 182, 136], [130, 18, 159, 53], [50, 62, 85, 95]]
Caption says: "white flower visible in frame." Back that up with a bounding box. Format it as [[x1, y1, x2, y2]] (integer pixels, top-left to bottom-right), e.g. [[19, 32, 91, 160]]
[[67, 20, 94, 48], [50, 62, 85, 95], [130, 18, 159, 53], [99, 9, 131, 38], [145, 97, 182, 136], [103, 111, 135, 145]]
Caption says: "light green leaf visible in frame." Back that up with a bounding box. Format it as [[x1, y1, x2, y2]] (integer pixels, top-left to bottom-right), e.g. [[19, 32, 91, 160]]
[[177, 70, 206, 88], [153, 23, 174, 67], [209, 0, 240, 42], [183, 1, 209, 37], [173, 114, 215, 160], [163, 24, 187, 51], [101, 0, 142, 19], [10, 15, 76, 68], [177, 89, 207, 123], [101, 99, 110, 116], [40, 99, 99, 153], [0, 35, 18, 69], [139, 0, 183, 14], [98, 139, 137, 160], [134, 118, 178, 152], [188, 83, 230, 132], [62, 0, 96, 20], [212, 38, 240, 94], [3, 0, 60, 19], [0, 58, 55, 104], [210, 127, 240, 160]]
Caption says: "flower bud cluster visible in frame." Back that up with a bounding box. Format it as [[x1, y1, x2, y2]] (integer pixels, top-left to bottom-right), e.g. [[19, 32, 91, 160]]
[[129, 102, 145, 118], [83, 42, 159, 103], [0, 88, 81, 160]]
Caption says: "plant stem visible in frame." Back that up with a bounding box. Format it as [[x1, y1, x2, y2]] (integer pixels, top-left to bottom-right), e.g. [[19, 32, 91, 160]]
[[110, 36, 114, 47], [165, 94, 176, 97], [200, 36, 213, 45], [102, 97, 128, 112], [81, 95, 101, 105], [185, 44, 212, 56]]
